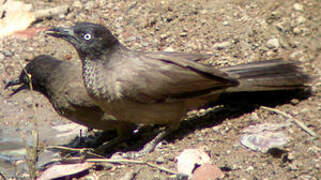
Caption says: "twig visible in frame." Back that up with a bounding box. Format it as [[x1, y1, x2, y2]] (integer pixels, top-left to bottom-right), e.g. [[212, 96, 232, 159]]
[[0, 170, 6, 180], [0, 0, 7, 18], [17, 60, 40, 179], [47, 156, 177, 175], [261, 106, 317, 137], [86, 158, 177, 175], [46, 145, 177, 174], [46, 145, 104, 158]]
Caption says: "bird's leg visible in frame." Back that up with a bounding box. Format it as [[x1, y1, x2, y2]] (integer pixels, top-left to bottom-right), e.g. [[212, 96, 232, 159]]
[[94, 122, 137, 154], [139, 127, 173, 153], [122, 123, 179, 158]]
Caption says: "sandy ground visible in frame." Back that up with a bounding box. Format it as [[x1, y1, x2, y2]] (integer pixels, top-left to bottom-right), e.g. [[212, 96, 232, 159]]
[[0, 0, 320, 179]]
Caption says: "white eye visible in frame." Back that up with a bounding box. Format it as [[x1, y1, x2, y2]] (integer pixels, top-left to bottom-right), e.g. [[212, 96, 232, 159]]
[[83, 33, 92, 40]]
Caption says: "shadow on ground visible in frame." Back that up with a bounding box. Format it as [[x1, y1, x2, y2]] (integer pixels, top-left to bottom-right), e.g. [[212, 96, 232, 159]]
[[66, 89, 311, 156]]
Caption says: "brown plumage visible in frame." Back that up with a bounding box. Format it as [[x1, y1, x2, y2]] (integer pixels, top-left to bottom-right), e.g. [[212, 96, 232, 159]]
[[46, 22, 311, 156], [5, 55, 136, 132]]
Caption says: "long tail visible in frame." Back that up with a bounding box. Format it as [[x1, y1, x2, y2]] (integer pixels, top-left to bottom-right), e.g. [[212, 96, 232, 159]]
[[221, 59, 312, 92]]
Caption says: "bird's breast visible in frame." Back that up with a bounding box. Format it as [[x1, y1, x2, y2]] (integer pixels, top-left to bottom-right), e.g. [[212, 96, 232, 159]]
[[82, 59, 124, 102]]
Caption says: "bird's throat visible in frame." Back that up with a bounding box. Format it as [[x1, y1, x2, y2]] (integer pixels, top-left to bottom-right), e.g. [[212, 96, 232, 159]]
[[82, 58, 99, 97]]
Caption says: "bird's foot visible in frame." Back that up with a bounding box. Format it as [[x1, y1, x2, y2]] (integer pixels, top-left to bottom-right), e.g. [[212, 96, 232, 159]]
[[94, 136, 130, 155], [116, 129, 169, 159]]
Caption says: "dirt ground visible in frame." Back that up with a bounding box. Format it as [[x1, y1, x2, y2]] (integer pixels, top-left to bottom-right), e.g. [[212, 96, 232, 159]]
[[1, 0, 320, 179]]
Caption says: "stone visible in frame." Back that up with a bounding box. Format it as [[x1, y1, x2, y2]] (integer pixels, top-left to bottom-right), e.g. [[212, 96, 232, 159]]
[[293, 27, 302, 34], [0, 53, 4, 61], [156, 156, 165, 164], [72, 1, 82, 8], [296, 16, 306, 25], [223, 21, 229, 26], [213, 41, 231, 50], [266, 38, 280, 49], [293, 3, 304, 12], [1, 50, 13, 57]]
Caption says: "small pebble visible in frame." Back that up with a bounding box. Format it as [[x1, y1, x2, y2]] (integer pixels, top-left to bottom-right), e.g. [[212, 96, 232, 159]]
[[126, 36, 136, 42], [58, 14, 65, 19], [85, 1, 95, 10], [293, 3, 304, 12], [200, 9, 208, 14], [163, 46, 175, 52], [198, 109, 206, 115], [64, 54, 72, 60], [213, 126, 221, 132], [287, 152, 295, 161], [168, 156, 175, 161], [0, 63, 4, 74], [223, 21, 229, 26], [289, 162, 299, 170], [24, 96, 35, 108], [289, 51, 302, 60], [1, 50, 13, 57], [180, 32, 187, 37], [213, 41, 231, 50], [232, 164, 241, 170], [160, 34, 168, 39], [72, 1, 82, 8], [246, 166, 254, 171], [266, 50, 276, 57], [0, 53, 4, 61], [293, 27, 302, 34], [233, 143, 240, 149], [156, 156, 165, 164], [251, 112, 260, 121], [290, 99, 300, 105], [275, 22, 287, 32], [266, 38, 280, 49], [141, 42, 150, 47], [295, 16, 306, 25]]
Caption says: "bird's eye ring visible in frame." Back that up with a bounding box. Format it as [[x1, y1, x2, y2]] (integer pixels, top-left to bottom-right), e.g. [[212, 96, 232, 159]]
[[83, 33, 92, 40]]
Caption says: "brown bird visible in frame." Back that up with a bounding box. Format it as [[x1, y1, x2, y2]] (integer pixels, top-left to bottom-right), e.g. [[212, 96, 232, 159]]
[[5, 55, 137, 132], [46, 22, 311, 156]]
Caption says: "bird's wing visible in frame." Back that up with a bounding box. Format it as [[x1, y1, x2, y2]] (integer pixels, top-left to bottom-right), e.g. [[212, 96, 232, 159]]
[[64, 82, 96, 107], [144, 51, 213, 62], [49, 62, 97, 108], [110, 51, 239, 103]]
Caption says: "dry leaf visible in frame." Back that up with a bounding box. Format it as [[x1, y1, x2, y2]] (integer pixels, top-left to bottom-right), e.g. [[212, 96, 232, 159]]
[[37, 162, 94, 180], [0, 0, 35, 38], [191, 163, 224, 180], [241, 123, 290, 153], [0, 0, 32, 12], [176, 149, 211, 176]]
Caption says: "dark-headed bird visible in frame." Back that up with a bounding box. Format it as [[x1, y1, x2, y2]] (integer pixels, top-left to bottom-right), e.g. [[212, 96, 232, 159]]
[[46, 22, 311, 156], [5, 55, 137, 133]]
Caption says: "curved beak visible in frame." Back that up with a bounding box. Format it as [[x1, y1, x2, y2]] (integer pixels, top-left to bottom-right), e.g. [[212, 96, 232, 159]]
[[45, 27, 75, 38], [4, 78, 28, 96], [46, 26, 80, 47]]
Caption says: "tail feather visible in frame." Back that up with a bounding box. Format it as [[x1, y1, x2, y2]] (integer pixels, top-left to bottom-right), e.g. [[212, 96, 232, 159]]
[[221, 59, 312, 92]]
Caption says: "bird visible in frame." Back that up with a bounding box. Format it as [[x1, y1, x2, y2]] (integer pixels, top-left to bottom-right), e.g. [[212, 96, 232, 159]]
[[5, 55, 137, 133], [46, 22, 311, 156]]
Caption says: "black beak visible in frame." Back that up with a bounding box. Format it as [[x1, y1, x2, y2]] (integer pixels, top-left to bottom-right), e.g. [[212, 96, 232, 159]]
[[5, 78, 28, 96], [5, 78, 21, 89], [45, 27, 75, 38]]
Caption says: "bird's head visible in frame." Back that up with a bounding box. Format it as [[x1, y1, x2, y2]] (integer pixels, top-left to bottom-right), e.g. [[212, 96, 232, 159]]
[[46, 22, 119, 60], [5, 55, 61, 96], [5, 71, 30, 96]]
